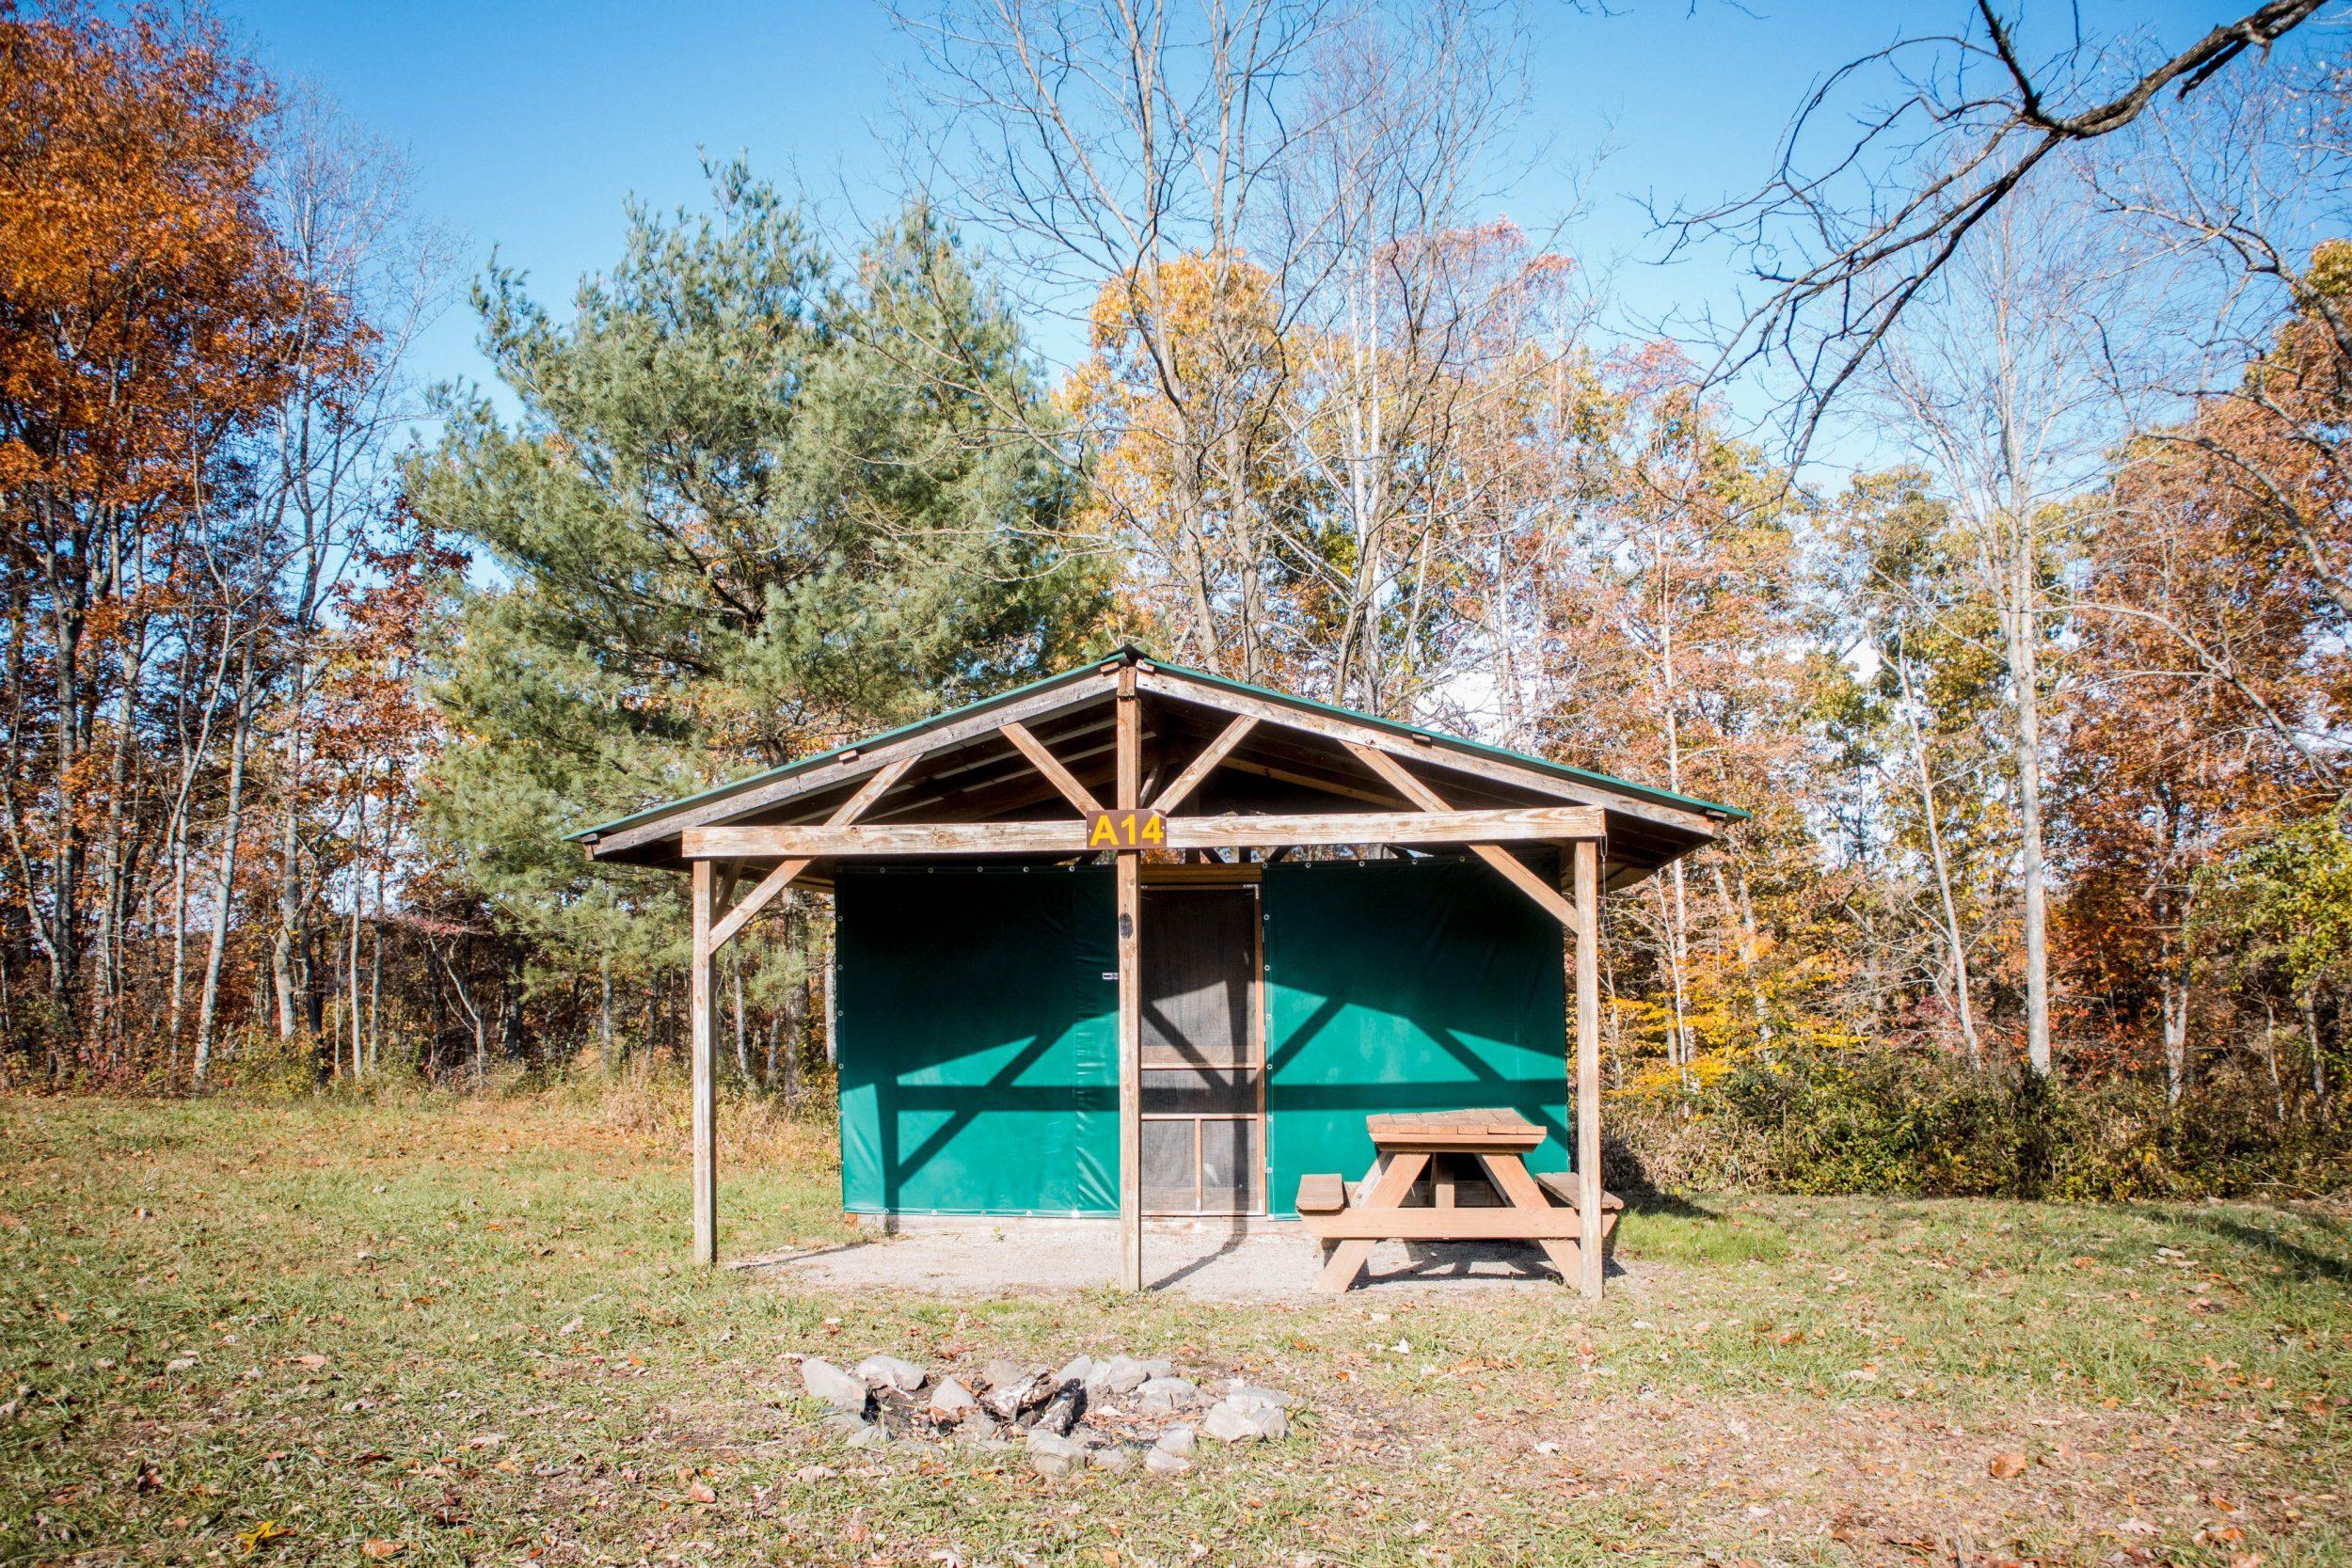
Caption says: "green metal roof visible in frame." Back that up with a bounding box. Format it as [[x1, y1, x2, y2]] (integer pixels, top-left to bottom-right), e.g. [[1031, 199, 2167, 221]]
[[567, 645, 1747, 845]]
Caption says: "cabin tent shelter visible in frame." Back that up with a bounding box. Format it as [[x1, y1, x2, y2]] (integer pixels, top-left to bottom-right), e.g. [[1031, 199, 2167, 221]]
[[569, 648, 1743, 1296]]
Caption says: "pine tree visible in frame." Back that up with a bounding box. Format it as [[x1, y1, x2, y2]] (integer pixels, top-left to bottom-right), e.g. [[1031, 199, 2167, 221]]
[[406, 165, 1107, 1064]]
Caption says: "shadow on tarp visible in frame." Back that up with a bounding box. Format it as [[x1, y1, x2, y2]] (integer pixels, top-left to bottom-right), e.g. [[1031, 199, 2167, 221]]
[[840, 857, 1600, 1219]]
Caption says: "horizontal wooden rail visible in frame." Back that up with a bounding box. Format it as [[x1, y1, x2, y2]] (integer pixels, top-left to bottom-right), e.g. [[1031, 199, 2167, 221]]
[[1300, 1208, 1589, 1242], [681, 805, 1603, 860]]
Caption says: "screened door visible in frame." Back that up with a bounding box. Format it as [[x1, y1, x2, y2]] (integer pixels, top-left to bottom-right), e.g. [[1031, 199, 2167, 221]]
[[1138, 885, 1263, 1214]]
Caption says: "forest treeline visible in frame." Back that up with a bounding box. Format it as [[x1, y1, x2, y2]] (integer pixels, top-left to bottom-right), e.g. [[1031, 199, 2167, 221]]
[[4, 2, 2348, 1196]]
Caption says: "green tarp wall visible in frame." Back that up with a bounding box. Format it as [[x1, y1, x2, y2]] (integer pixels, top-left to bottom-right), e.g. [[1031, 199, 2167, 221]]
[[1262, 858, 1569, 1217], [834, 856, 1566, 1219], [835, 867, 1118, 1215]]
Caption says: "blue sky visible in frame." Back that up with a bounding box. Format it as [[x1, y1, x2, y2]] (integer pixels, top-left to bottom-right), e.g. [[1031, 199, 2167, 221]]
[[210, 0, 2250, 421]]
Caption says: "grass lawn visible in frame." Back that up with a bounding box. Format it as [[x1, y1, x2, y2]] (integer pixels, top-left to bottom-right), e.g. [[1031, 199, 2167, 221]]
[[1, 1091, 2345, 1567]]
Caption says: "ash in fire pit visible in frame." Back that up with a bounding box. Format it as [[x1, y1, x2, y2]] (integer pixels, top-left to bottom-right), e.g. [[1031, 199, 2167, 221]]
[[793, 1351, 1295, 1476]]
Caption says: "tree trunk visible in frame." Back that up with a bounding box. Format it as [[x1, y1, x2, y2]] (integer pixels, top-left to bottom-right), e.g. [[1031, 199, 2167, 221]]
[[349, 768, 366, 1080], [2264, 998, 2288, 1124], [2008, 560, 2053, 1077], [500, 941, 524, 1064], [168, 825, 188, 1066], [193, 650, 258, 1082], [1899, 643, 1981, 1067], [272, 800, 303, 1040], [2304, 987, 2330, 1115], [1709, 862, 1772, 1057], [783, 969, 809, 1102], [366, 861, 382, 1075], [730, 959, 750, 1084], [598, 954, 614, 1067], [821, 923, 838, 1067], [2161, 972, 2190, 1107]]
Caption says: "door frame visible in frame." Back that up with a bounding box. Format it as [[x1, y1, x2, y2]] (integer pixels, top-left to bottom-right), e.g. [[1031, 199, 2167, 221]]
[[1136, 874, 1266, 1216]]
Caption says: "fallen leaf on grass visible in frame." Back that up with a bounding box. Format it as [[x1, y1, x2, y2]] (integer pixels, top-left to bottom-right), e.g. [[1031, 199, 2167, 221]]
[[359, 1541, 404, 1560], [1988, 1452, 2028, 1480], [236, 1520, 293, 1554], [686, 1480, 716, 1504], [291, 1354, 327, 1370]]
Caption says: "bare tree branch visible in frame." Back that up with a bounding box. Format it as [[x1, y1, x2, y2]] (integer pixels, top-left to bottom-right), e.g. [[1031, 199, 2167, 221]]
[[1668, 0, 2329, 459]]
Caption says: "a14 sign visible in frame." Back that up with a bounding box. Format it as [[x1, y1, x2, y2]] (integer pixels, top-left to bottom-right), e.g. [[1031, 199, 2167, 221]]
[[1084, 808, 1168, 852]]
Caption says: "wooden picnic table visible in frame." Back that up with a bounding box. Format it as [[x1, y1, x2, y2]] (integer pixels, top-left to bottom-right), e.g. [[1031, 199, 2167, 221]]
[[1296, 1109, 1618, 1293]]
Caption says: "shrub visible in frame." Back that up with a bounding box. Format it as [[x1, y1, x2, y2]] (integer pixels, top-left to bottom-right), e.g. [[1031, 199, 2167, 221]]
[[1609, 1048, 2351, 1200]]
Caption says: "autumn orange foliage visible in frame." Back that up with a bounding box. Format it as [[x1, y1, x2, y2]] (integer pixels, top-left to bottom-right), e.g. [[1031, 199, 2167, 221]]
[[1, 2, 357, 1053]]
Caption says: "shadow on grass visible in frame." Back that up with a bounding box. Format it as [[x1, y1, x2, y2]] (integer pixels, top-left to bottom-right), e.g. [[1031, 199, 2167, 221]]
[[1612, 1192, 1790, 1265], [2177, 1210, 2352, 1285], [1618, 1192, 1723, 1220]]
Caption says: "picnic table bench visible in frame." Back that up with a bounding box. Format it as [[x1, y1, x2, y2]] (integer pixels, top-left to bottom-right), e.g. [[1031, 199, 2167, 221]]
[[1296, 1109, 1621, 1293]]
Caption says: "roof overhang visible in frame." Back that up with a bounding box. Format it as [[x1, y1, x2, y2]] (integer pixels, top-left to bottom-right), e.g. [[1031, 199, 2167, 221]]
[[569, 648, 1744, 890]]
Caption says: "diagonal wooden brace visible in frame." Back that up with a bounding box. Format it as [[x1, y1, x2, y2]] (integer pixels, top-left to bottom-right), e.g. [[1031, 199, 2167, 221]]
[[1342, 741, 1584, 934]]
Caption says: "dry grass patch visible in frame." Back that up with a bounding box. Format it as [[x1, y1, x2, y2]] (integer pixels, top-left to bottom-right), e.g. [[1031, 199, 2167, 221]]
[[0, 1092, 2343, 1566]]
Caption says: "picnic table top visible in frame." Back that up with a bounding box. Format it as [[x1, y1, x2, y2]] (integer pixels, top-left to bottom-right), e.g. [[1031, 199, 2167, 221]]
[[1364, 1108, 1545, 1150]]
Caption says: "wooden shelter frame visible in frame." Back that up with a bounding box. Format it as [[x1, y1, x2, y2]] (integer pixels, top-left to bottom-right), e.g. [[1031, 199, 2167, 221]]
[[577, 650, 1740, 1298]]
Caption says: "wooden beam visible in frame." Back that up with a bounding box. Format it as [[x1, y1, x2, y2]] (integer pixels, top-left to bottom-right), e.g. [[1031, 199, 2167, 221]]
[[1218, 755, 1406, 808], [867, 715, 1119, 813], [1187, 808, 1598, 850], [1133, 667, 1718, 837], [1139, 862, 1262, 885], [690, 862, 719, 1266], [1342, 743, 1584, 934], [681, 805, 1603, 861], [1115, 666, 1143, 1292], [1574, 839, 1604, 1301], [828, 750, 920, 825], [712, 861, 809, 951], [1304, 1205, 1591, 1242], [1000, 720, 1104, 815], [1149, 714, 1256, 813], [708, 756, 916, 951]]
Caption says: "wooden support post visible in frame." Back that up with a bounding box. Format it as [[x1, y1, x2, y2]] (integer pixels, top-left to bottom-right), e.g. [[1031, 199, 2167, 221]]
[[691, 860, 719, 1267], [1573, 839, 1603, 1300], [1115, 666, 1143, 1291]]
